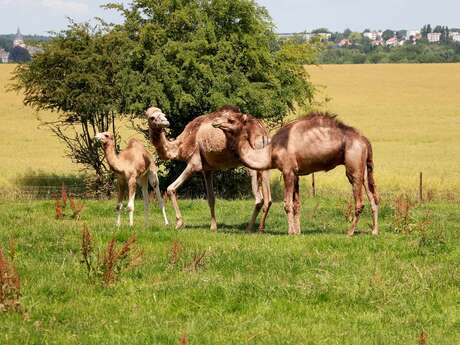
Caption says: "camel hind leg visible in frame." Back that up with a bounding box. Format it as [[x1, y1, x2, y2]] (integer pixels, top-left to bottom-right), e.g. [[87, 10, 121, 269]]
[[127, 177, 137, 227], [246, 169, 263, 232], [364, 166, 379, 236], [140, 176, 149, 227], [148, 170, 169, 225], [345, 145, 366, 236], [116, 179, 126, 227], [283, 171, 297, 235]]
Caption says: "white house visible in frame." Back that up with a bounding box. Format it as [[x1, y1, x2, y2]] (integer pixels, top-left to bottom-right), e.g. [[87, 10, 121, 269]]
[[0, 49, 9, 63], [449, 32, 460, 42], [385, 36, 398, 47], [427, 32, 441, 43], [406, 30, 421, 41]]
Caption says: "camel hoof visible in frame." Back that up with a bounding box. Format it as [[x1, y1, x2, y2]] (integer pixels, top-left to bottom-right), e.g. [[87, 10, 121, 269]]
[[258, 227, 265, 234], [175, 220, 185, 230], [372, 229, 379, 236], [347, 230, 355, 237]]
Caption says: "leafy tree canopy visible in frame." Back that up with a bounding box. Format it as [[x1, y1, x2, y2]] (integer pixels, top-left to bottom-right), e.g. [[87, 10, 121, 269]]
[[107, 0, 317, 133]]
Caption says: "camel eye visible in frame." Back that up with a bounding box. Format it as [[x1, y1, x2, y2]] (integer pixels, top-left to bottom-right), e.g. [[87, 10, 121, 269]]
[[228, 119, 234, 124]]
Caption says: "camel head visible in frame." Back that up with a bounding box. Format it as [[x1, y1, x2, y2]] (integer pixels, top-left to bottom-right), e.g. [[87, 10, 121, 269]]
[[145, 106, 170, 129], [213, 113, 270, 150], [94, 132, 114, 147]]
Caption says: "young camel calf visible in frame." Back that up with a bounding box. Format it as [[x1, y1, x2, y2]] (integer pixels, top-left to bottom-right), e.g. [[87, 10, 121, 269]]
[[95, 132, 169, 227]]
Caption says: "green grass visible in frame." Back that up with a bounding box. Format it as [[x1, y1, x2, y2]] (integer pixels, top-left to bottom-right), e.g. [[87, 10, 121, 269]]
[[1, 197, 459, 344]]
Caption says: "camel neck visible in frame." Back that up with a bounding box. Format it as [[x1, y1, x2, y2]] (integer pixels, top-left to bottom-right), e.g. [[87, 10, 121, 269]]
[[103, 142, 123, 173], [238, 135, 272, 170], [149, 128, 178, 160]]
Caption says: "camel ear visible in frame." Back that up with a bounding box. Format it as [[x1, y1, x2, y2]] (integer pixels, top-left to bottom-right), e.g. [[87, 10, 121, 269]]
[[242, 114, 248, 123]]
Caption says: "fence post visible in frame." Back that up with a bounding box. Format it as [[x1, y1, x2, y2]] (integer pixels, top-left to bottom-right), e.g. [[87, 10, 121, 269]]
[[419, 172, 423, 203], [311, 173, 316, 197]]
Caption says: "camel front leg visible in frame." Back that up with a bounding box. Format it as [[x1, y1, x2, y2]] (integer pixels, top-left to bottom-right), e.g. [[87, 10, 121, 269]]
[[167, 164, 196, 229], [127, 177, 137, 227], [203, 171, 217, 232], [149, 171, 169, 225], [246, 169, 263, 232], [293, 175, 301, 235], [283, 171, 297, 235], [258, 170, 272, 233]]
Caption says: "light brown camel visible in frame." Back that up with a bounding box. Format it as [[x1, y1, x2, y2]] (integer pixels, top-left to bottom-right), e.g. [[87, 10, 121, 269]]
[[145, 105, 272, 232], [95, 132, 169, 227], [213, 112, 379, 236]]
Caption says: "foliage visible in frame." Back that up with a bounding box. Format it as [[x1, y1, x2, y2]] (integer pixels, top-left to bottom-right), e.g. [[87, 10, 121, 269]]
[[55, 184, 84, 220], [81, 226, 143, 286], [0, 246, 20, 312], [107, 0, 316, 128], [105, 0, 316, 196], [8, 46, 31, 63], [11, 22, 130, 188]]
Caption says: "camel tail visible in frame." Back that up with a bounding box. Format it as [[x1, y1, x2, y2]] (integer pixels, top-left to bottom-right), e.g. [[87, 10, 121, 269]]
[[364, 137, 379, 205]]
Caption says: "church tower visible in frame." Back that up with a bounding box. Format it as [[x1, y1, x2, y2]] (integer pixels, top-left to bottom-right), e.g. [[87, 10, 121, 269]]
[[13, 27, 26, 48]]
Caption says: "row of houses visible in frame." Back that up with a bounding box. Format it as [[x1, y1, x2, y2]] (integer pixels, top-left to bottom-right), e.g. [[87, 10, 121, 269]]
[[278, 29, 460, 47]]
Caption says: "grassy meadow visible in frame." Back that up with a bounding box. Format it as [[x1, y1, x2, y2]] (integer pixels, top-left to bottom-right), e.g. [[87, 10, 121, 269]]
[[1, 63, 460, 344], [0, 197, 459, 344]]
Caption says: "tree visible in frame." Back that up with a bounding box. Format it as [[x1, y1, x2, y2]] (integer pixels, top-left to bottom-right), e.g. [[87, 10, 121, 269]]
[[343, 28, 352, 38], [108, 0, 316, 129], [108, 0, 317, 194], [13, 0, 317, 195], [382, 29, 395, 41], [12, 22, 130, 189], [349, 32, 362, 43], [9, 46, 31, 62], [311, 27, 330, 34]]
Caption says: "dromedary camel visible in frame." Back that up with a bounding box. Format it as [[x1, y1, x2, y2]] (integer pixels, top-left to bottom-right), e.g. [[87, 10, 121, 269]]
[[145, 105, 272, 232], [213, 112, 379, 236], [95, 132, 169, 227]]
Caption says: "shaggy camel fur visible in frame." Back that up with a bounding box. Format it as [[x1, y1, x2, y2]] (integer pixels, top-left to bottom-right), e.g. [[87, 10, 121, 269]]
[[213, 112, 379, 236], [95, 132, 169, 227], [145, 105, 272, 232]]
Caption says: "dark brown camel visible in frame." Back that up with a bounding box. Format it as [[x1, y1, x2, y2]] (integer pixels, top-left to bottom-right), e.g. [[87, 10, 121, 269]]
[[213, 112, 379, 236], [145, 105, 272, 232]]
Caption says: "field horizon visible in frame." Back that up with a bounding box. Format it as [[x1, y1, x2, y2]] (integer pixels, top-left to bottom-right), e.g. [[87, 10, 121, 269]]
[[1, 63, 460, 198]]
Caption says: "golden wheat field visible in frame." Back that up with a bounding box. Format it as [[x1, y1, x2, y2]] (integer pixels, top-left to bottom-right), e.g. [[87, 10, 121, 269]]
[[1, 63, 460, 195]]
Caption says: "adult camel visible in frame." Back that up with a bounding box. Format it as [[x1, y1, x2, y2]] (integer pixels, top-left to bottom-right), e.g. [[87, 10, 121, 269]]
[[213, 112, 379, 236], [145, 105, 272, 232]]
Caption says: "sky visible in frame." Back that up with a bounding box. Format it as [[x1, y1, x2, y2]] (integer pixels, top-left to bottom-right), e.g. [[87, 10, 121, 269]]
[[1, 0, 460, 35]]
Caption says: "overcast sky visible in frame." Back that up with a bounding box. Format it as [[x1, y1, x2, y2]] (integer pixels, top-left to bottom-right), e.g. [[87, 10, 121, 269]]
[[1, 0, 459, 35]]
